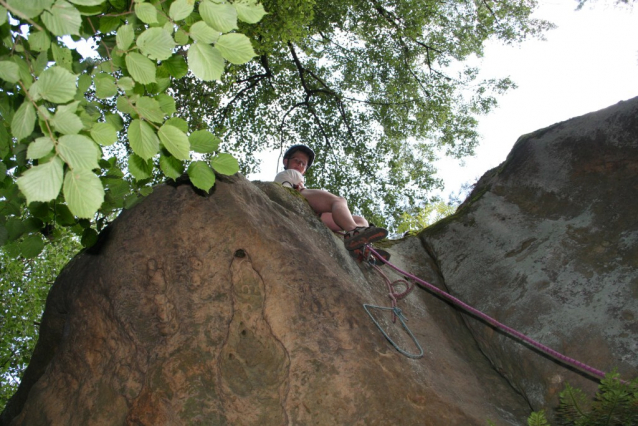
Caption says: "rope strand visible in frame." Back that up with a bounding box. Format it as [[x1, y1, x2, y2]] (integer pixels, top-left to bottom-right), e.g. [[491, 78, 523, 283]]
[[365, 245, 608, 380]]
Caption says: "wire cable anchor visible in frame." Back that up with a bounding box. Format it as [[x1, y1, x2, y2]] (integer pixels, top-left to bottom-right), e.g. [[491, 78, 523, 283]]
[[363, 304, 424, 359]]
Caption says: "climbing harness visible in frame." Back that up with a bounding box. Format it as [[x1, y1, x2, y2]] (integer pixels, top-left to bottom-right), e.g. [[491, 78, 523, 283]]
[[360, 244, 611, 380]]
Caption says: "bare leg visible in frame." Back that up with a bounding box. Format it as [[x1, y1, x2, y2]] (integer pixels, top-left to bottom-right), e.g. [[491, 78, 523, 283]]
[[321, 213, 368, 232], [301, 189, 358, 231], [353, 215, 369, 227]]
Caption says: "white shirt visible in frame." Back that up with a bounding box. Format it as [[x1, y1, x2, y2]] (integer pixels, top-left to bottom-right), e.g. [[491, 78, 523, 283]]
[[274, 169, 305, 189]]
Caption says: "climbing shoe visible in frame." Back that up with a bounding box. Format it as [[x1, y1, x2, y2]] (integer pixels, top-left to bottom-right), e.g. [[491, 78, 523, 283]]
[[344, 225, 388, 251]]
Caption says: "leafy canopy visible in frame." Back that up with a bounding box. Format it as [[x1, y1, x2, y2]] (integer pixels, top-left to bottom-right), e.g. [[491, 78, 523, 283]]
[[0, 0, 265, 260], [396, 200, 458, 234], [0, 228, 80, 408], [172, 0, 553, 227], [0, 0, 555, 259]]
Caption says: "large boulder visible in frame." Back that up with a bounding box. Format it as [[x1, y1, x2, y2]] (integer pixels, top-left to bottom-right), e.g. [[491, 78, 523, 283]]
[[1, 175, 530, 425], [421, 97, 638, 411], [3, 96, 636, 425]]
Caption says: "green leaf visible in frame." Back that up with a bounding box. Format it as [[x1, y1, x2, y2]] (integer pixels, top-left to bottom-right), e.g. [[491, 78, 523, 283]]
[[33, 52, 49, 77], [58, 134, 100, 170], [117, 76, 135, 91], [28, 81, 42, 101], [103, 179, 128, 209], [98, 15, 121, 33], [41, 0, 82, 36], [0, 125, 10, 158], [139, 186, 153, 196], [37, 66, 77, 103], [116, 24, 135, 50], [127, 153, 153, 180], [1, 200, 21, 222], [52, 44, 73, 71], [147, 76, 170, 94], [0, 161, 6, 182], [16, 157, 64, 203], [105, 113, 124, 131], [156, 94, 176, 115], [165, 117, 188, 132], [158, 123, 190, 160], [187, 161, 215, 191], [27, 137, 55, 159], [28, 201, 51, 220], [189, 130, 219, 153], [20, 234, 45, 258], [189, 21, 220, 43], [163, 54, 188, 78], [52, 101, 84, 134], [77, 73, 92, 94], [97, 61, 113, 73], [136, 96, 165, 123], [11, 101, 36, 141], [94, 73, 118, 98], [137, 27, 175, 61], [159, 154, 183, 179], [68, 0, 105, 6], [527, 411, 550, 426], [211, 153, 239, 175], [199, 0, 237, 33], [0, 6, 6, 26], [78, 105, 100, 128], [215, 33, 255, 64], [108, 0, 127, 11], [29, 31, 51, 52], [116, 95, 136, 115], [81, 227, 98, 247], [5, 218, 26, 242], [0, 61, 20, 83], [11, 56, 33, 87], [0, 223, 7, 246], [169, 0, 193, 21], [187, 42, 224, 81], [6, 0, 53, 19], [234, 0, 266, 24], [135, 2, 158, 24], [75, 3, 105, 14], [14, 143, 28, 167], [54, 204, 76, 225], [128, 119, 159, 159], [23, 217, 44, 234], [90, 122, 118, 146], [174, 28, 189, 45], [125, 52, 156, 84], [63, 169, 105, 218], [123, 193, 143, 209]]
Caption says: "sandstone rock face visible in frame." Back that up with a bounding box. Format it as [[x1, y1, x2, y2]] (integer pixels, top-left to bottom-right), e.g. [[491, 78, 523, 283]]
[[1, 175, 530, 425], [422, 97, 638, 411], [3, 98, 636, 425]]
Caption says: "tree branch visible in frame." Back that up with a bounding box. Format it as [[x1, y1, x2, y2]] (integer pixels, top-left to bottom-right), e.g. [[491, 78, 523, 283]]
[[218, 55, 273, 122], [0, 0, 44, 31], [369, 0, 442, 77], [287, 42, 359, 145], [481, 0, 499, 22]]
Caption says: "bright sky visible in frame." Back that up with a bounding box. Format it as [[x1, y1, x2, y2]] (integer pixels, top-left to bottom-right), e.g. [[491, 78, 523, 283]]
[[434, 0, 638, 201], [249, 1, 638, 203]]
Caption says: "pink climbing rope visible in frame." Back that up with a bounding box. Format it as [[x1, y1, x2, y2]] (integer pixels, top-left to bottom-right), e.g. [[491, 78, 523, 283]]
[[365, 245, 609, 380], [370, 262, 414, 323]]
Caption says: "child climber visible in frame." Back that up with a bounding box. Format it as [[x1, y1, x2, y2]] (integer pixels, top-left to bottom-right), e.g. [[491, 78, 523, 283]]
[[274, 144, 388, 251]]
